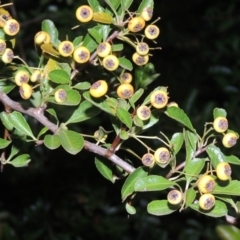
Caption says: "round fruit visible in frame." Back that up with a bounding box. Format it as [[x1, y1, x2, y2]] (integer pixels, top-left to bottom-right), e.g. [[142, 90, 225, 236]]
[[213, 117, 228, 133], [199, 193, 215, 210], [0, 39, 6, 55], [15, 70, 30, 86], [150, 90, 168, 109], [19, 83, 33, 100], [197, 175, 215, 194], [76, 5, 93, 23], [167, 190, 182, 205], [30, 70, 42, 82], [136, 42, 149, 55], [90, 80, 108, 98], [1, 48, 14, 64], [54, 89, 67, 103], [141, 153, 155, 168], [120, 72, 132, 84], [222, 132, 238, 148], [102, 55, 119, 71], [216, 162, 232, 181], [34, 31, 48, 45], [116, 83, 134, 99], [3, 19, 20, 36], [154, 147, 171, 164], [97, 42, 112, 58], [58, 40, 74, 57], [94, 130, 107, 143], [132, 52, 149, 66], [167, 102, 179, 107], [128, 17, 145, 32], [73, 46, 90, 63], [137, 105, 151, 121], [141, 7, 153, 21], [145, 24, 160, 40]]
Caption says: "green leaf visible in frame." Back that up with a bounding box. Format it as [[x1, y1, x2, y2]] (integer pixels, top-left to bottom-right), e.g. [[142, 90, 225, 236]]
[[73, 82, 91, 90], [112, 44, 123, 51], [42, 19, 59, 47], [170, 132, 184, 154], [165, 107, 195, 132], [133, 115, 144, 128], [119, 130, 129, 140], [225, 155, 240, 165], [48, 69, 71, 84], [125, 203, 136, 215], [135, 175, 175, 192], [121, 0, 133, 10], [37, 127, 49, 139], [8, 111, 36, 140], [119, 57, 133, 71], [206, 145, 226, 169], [137, 0, 154, 13], [93, 12, 113, 24], [44, 134, 60, 150], [73, 36, 83, 47], [100, 24, 111, 41], [216, 225, 240, 240], [129, 88, 144, 108], [83, 34, 98, 52], [87, 0, 104, 12], [58, 130, 84, 155], [213, 108, 227, 119], [0, 138, 11, 149], [0, 81, 15, 94], [185, 188, 197, 206], [66, 100, 101, 125], [88, 28, 102, 44], [121, 167, 148, 201], [95, 156, 113, 182], [116, 107, 132, 129], [142, 109, 160, 130], [8, 154, 31, 167], [46, 108, 59, 124], [0, 111, 13, 130], [147, 200, 179, 216], [213, 180, 240, 196], [189, 200, 227, 217], [7, 144, 20, 161]]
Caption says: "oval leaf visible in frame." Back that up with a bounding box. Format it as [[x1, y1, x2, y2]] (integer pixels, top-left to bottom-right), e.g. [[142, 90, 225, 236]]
[[116, 107, 132, 129], [0, 138, 11, 149], [147, 200, 179, 216], [48, 69, 71, 84], [44, 134, 60, 150], [95, 157, 113, 182], [213, 180, 240, 196], [206, 145, 226, 168], [0, 112, 13, 130], [125, 203, 136, 215], [119, 57, 133, 71], [170, 132, 184, 154], [8, 154, 31, 167]]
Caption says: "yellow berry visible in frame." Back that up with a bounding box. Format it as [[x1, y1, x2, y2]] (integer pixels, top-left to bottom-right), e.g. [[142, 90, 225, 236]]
[[0, 39, 6, 55], [136, 42, 149, 55], [145, 25, 160, 40], [197, 175, 215, 194], [89, 80, 108, 98], [154, 147, 170, 164], [54, 89, 67, 103], [120, 72, 132, 84], [222, 132, 238, 148], [1, 48, 14, 64], [73, 46, 90, 63], [213, 117, 228, 133], [58, 40, 74, 57], [128, 17, 145, 32], [141, 153, 155, 168], [199, 193, 215, 210], [30, 70, 42, 82], [150, 90, 168, 109], [132, 52, 149, 66], [167, 190, 182, 205], [76, 5, 93, 23], [15, 70, 30, 86], [19, 83, 32, 100], [116, 83, 134, 99], [137, 105, 151, 121], [97, 42, 112, 58], [102, 54, 119, 71], [216, 162, 232, 181], [141, 7, 153, 21], [0, 12, 12, 28], [3, 19, 20, 36]]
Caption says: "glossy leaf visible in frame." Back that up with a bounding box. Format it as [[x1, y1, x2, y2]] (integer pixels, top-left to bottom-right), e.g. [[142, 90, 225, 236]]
[[225, 155, 240, 165], [83, 34, 98, 52], [8, 154, 31, 167], [88, 28, 102, 44], [125, 203, 136, 215], [185, 188, 197, 207], [170, 132, 184, 154], [213, 180, 240, 196], [137, 0, 154, 13], [0, 112, 13, 131], [147, 200, 179, 216], [206, 145, 226, 169], [0, 138, 11, 149], [44, 134, 61, 150], [58, 130, 84, 155], [116, 107, 133, 129], [95, 156, 113, 182], [92, 12, 113, 24], [121, 167, 148, 201], [213, 108, 227, 119], [42, 19, 59, 47], [87, 0, 104, 12], [119, 57, 133, 71], [48, 69, 71, 84]]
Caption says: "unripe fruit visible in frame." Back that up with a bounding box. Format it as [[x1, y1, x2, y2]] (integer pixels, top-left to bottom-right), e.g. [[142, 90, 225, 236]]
[[1, 48, 14, 64], [197, 175, 215, 194], [102, 54, 119, 71], [94, 130, 107, 143], [0, 39, 6, 55], [145, 25, 160, 40], [150, 90, 168, 109], [73, 46, 90, 63], [167, 190, 182, 205], [128, 17, 145, 32], [199, 193, 215, 210], [154, 147, 171, 164], [213, 117, 228, 133], [222, 132, 238, 148], [141, 153, 155, 168], [167, 102, 179, 107], [136, 42, 149, 55], [54, 89, 67, 103], [137, 105, 151, 121], [58, 40, 74, 57], [97, 42, 112, 58], [216, 162, 232, 181], [116, 83, 134, 99], [90, 80, 108, 98], [3, 19, 20, 36], [0, 12, 12, 28], [30, 70, 42, 82], [76, 5, 93, 23], [141, 7, 153, 21], [132, 52, 149, 66], [19, 83, 32, 100], [120, 72, 132, 84], [15, 70, 30, 86], [34, 31, 48, 45]]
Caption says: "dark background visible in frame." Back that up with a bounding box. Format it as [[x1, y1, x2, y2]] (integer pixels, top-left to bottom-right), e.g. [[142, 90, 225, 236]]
[[0, 0, 240, 239]]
